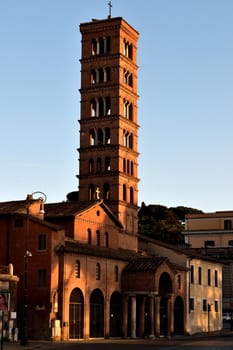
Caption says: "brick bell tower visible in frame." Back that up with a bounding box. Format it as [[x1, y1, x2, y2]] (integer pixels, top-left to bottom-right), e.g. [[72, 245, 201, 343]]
[[78, 15, 139, 235]]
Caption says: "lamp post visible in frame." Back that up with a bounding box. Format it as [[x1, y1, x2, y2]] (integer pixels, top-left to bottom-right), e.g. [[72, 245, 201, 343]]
[[20, 250, 32, 346], [20, 192, 46, 346]]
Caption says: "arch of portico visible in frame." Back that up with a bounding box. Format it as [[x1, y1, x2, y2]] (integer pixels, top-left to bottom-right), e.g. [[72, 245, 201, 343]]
[[121, 257, 186, 338]]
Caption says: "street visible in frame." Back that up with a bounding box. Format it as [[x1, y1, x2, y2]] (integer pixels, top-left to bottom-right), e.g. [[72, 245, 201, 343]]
[[3, 334, 233, 350]]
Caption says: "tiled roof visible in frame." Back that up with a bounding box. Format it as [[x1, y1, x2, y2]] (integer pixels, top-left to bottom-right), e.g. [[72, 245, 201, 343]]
[[45, 200, 124, 228], [45, 201, 93, 217], [0, 200, 28, 214], [56, 239, 140, 261], [122, 257, 167, 272], [139, 234, 222, 263]]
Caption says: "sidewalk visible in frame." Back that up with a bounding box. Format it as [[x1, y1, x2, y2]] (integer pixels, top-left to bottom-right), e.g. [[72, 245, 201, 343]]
[[1, 341, 57, 350], [2, 330, 233, 350]]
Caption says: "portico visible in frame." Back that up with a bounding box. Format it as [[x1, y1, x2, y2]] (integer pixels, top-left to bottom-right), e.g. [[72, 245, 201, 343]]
[[121, 257, 187, 338]]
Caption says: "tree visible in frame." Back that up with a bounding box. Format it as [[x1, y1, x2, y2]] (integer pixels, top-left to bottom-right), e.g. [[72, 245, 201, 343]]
[[138, 203, 203, 245]]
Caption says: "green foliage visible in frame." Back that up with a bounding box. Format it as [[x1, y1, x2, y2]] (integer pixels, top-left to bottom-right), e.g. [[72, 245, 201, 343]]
[[138, 203, 203, 245]]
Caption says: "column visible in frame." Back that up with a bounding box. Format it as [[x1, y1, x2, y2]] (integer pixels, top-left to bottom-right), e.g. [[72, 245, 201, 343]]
[[167, 295, 173, 338], [169, 294, 174, 336], [139, 296, 146, 337], [122, 294, 128, 338], [131, 295, 137, 338], [148, 295, 155, 338], [104, 299, 110, 338], [155, 295, 160, 337]]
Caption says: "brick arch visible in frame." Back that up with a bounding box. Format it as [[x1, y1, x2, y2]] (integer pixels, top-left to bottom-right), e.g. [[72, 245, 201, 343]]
[[110, 291, 122, 337], [90, 288, 104, 337], [69, 288, 84, 339]]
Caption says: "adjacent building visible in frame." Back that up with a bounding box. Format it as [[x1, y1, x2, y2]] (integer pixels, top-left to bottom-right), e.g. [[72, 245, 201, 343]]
[[184, 211, 233, 321], [139, 235, 222, 334]]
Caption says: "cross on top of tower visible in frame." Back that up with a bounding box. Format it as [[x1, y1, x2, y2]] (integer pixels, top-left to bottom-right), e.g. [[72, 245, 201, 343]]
[[108, 1, 112, 18]]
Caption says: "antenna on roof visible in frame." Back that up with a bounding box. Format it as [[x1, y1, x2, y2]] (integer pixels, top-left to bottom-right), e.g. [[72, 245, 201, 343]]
[[108, 1, 112, 18]]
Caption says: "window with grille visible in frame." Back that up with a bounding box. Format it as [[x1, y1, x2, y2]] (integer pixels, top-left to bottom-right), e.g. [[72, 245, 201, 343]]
[[207, 268, 211, 286], [203, 299, 207, 312], [96, 230, 100, 246], [114, 266, 119, 282], [189, 298, 194, 311], [215, 270, 218, 287], [190, 265, 194, 284], [215, 300, 219, 312], [75, 260, 80, 278], [198, 267, 202, 285], [96, 263, 100, 280]]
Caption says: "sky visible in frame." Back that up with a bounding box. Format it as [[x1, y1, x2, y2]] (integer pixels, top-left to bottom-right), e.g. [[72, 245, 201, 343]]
[[0, 0, 232, 212]]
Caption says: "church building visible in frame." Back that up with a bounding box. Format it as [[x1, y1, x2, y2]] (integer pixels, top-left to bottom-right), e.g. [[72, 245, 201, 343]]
[[0, 13, 223, 341]]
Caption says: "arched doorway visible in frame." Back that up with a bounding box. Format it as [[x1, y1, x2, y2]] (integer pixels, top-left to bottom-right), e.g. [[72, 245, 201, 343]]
[[110, 291, 122, 337], [90, 289, 104, 337], [69, 288, 84, 339], [174, 296, 184, 335], [159, 272, 172, 337]]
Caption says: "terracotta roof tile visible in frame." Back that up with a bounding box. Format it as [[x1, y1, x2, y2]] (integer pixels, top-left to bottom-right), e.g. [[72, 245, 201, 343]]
[[56, 239, 140, 261]]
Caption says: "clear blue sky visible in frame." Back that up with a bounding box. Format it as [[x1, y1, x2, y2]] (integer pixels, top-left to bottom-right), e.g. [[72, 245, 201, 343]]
[[0, 0, 232, 212]]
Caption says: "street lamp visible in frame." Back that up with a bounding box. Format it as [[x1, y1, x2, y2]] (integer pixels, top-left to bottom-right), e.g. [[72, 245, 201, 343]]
[[20, 192, 46, 346], [20, 250, 32, 346]]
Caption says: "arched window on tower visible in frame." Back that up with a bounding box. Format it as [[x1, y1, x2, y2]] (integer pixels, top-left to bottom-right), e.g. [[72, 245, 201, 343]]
[[131, 161, 134, 176], [92, 36, 111, 55], [91, 38, 97, 55], [98, 97, 104, 117], [124, 99, 133, 120], [106, 36, 111, 53], [88, 184, 95, 200], [106, 96, 111, 115], [97, 128, 104, 144], [89, 158, 94, 173], [105, 67, 111, 82], [105, 157, 110, 171], [123, 184, 127, 201], [123, 130, 128, 147], [123, 158, 126, 172], [99, 37, 104, 54], [123, 69, 133, 87], [91, 69, 97, 84], [89, 129, 95, 146], [91, 98, 97, 117], [103, 183, 110, 200], [124, 39, 133, 59], [105, 128, 110, 144], [97, 158, 102, 172], [129, 133, 133, 149], [127, 159, 130, 174], [123, 130, 133, 148], [128, 73, 133, 87], [130, 186, 134, 204], [99, 68, 104, 83], [129, 103, 133, 120]]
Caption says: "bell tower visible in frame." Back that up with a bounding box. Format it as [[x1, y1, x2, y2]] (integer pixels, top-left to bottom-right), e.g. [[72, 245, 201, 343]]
[[78, 16, 139, 235]]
